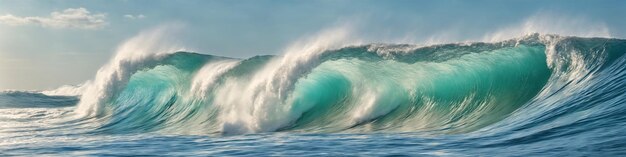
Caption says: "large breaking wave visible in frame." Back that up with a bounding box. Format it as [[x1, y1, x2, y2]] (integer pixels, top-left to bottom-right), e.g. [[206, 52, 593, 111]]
[[37, 30, 623, 137]]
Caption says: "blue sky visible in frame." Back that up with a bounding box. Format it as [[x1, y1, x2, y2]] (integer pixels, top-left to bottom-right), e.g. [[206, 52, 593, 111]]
[[1, 0, 625, 90]]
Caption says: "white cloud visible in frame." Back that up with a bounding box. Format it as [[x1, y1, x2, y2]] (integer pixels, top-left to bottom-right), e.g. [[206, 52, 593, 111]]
[[124, 14, 146, 20], [0, 8, 107, 29]]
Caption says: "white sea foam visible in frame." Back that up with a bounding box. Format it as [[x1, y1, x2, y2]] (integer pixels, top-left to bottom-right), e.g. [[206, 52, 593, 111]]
[[75, 24, 186, 117], [484, 13, 611, 42], [214, 24, 362, 134], [190, 60, 240, 97], [41, 81, 91, 96]]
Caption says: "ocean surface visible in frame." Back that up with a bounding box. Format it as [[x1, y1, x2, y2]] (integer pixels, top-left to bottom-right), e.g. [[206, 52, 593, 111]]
[[2, 34, 626, 156]]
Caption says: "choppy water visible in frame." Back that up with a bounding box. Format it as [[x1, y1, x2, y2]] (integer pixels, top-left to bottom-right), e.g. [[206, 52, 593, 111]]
[[2, 34, 626, 156]]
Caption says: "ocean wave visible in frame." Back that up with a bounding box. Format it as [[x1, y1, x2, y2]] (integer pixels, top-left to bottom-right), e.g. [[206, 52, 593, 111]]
[[59, 31, 626, 136]]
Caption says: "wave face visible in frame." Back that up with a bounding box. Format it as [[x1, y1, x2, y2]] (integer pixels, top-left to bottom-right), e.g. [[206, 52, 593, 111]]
[[69, 34, 626, 138]]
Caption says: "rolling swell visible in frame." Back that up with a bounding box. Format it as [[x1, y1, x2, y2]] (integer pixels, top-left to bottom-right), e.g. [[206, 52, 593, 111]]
[[77, 34, 626, 136], [0, 91, 78, 109]]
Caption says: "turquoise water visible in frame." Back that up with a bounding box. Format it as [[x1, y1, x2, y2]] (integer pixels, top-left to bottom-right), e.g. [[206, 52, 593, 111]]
[[2, 34, 626, 156]]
